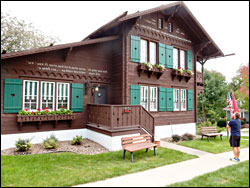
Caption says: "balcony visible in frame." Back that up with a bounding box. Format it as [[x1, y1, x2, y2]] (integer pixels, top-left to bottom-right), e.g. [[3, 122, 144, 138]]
[[196, 72, 204, 86]]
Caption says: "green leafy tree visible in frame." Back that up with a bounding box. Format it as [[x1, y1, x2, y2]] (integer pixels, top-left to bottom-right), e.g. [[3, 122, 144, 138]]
[[197, 69, 228, 122], [1, 12, 59, 53], [234, 63, 249, 112]]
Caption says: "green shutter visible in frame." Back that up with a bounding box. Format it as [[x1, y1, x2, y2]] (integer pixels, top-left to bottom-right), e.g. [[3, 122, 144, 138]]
[[71, 83, 83, 112], [4, 78, 22, 113], [166, 88, 174, 111], [130, 35, 140, 63], [187, 51, 193, 71], [187, 89, 193, 111], [159, 87, 166, 111], [158, 43, 166, 66], [130, 85, 140, 105], [166, 45, 173, 68]]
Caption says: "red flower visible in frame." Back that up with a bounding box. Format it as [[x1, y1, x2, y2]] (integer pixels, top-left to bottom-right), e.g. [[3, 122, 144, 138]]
[[46, 110, 49, 113], [51, 109, 53, 111], [32, 111, 34, 114], [61, 106, 64, 108], [25, 109, 29, 111], [45, 107, 49, 109], [37, 108, 41, 111], [42, 108, 45, 111]]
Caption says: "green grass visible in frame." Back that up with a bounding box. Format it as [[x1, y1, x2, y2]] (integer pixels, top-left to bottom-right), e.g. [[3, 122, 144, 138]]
[[179, 136, 249, 154], [168, 160, 249, 187], [1, 147, 197, 187], [241, 136, 249, 139]]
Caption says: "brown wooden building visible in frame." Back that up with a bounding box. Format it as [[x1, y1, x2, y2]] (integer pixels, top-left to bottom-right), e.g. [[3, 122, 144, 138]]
[[1, 2, 224, 150]]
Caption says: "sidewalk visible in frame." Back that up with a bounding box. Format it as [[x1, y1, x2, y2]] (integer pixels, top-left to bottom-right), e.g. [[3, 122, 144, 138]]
[[74, 143, 249, 187]]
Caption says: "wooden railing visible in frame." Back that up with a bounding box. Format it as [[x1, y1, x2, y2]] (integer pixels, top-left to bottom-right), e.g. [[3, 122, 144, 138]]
[[87, 104, 154, 137]]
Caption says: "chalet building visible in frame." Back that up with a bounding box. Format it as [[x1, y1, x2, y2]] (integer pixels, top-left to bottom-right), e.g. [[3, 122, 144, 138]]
[[1, 2, 224, 150]]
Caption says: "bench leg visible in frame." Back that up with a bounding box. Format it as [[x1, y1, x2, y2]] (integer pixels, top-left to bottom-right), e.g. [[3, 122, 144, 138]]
[[208, 137, 210, 142], [154, 147, 157, 156], [122, 150, 126, 159], [130, 152, 134, 163], [220, 135, 222, 141], [146, 148, 148, 153], [201, 135, 203, 140]]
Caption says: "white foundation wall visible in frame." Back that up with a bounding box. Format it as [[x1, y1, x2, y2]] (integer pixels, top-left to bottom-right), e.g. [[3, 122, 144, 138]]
[[155, 123, 196, 139], [1, 129, 139, 151]]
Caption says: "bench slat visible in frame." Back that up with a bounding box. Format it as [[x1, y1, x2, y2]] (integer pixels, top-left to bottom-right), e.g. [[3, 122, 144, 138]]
[[124, 143, 157, 152], [121, 134, 150, 141], [122, 137, 151, 145]]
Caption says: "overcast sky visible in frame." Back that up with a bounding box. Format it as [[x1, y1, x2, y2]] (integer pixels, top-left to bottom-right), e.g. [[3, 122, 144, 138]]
[[2, 1, 249, 82]]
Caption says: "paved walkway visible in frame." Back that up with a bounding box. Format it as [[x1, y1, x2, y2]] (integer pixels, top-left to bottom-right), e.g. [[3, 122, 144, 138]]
[[74, 142, 249, 187]]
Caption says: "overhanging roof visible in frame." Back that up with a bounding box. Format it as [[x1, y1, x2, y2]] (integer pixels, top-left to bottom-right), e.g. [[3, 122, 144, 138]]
[[83, 1, 224, 59], [1, 35, 120, 60]]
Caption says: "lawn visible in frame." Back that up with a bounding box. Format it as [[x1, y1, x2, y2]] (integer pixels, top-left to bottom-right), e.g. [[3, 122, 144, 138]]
[[168, 160, 249, 187], [179, 136, 249, 154], [1, 147, 197, 187]]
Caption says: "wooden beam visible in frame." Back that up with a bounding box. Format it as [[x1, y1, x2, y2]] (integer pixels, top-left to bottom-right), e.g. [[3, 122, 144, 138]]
[[166, 5, 182, 22], [194, 41, 211, 56], [64, 47, 73, 62]]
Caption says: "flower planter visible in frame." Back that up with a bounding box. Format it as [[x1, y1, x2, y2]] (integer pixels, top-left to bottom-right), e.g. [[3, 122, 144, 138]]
[[171, 70, 192, 82], [138, 64, 164, 79]]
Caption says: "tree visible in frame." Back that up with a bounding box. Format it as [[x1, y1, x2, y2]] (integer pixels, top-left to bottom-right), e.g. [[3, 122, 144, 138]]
[[234, 63, 249, 112], [197, 69, 228, 122], [1, 12, 59, 53]]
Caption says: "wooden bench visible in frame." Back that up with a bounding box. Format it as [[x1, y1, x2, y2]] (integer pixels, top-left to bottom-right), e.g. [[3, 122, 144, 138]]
[[200, 126, 223, 142], [121, 134, 158, 163]]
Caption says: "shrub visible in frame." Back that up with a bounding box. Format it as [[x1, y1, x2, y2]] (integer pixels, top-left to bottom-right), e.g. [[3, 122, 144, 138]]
[[72, 135, 83, 145], [217, 119, 227, 128], [200, 121, 212, 127], [15, 138, 32, 152], [240, 120, 245, 125], [182, 133, 194, 141], [43, 134, 59, 149], [172, 134, 182, 142]]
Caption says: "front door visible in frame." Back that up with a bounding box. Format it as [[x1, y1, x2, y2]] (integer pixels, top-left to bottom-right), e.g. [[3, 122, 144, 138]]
[[94, 86, 107, 104]]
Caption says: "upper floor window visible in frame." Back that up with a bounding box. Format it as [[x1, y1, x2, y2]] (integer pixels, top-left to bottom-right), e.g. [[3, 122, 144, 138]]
[[23, 80, 39, 111], [158, 18, 163, 29], [169, 22, 173, 32], [140, 39, 148, 63], [149, 42, 156, 65], [57, 82, 70, 110], [180, 50, 186, 70], [41, 81, 55, 110], [173, 48, 179, 69]]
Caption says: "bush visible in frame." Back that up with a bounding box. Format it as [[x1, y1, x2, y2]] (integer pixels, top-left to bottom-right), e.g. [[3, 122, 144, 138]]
[[182, 133, 194, 141], [200, 121, 213, 127], [43, 134, 59, 149], [172, 134, 182, 142], [72, 136, 83, 145], [15, 138, 32, 152], [217, 119, 227, 128], [241, 120, 245, 125]]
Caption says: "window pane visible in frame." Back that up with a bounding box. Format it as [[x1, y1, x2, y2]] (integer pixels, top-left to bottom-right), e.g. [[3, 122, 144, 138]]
[[41, 82, 55, 110], [23, 80, 39, 111], [57, 83, 70, 110], [140, 39, 148, 63], [173, 48, 178, 69], [174, 89, 179, 111], [150, 87, 157, 111], [149, 42, 156, 65], [140, 86, 148, 111], [180, 50, 185, 70]]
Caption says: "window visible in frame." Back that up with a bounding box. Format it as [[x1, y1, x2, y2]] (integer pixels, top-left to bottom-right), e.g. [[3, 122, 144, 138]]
[[41, 81, 55, 110], [140, 39, 148, 63], [180, 50, 185, 70], [174, 88, 179, 111], [140, 86, 148, 111], [158, 18, 163, 29], [173, 48, 179, 68], [181, 89, 186, 111], [150, 87, 157, 111], [169, 22, 173, 32], [57, 82, 70, 110], [149, 42, 156, 65], [23, 80, 39, 111]]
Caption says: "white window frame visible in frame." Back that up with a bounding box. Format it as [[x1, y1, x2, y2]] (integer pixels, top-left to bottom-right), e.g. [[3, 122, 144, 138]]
[[149, 42, 156, 65], [173, 48, 179, 69], [174, 88, 180, 111], [180, 89, 187, 111], [150, 87, 158, 112], [140, 86, 148, 111], [140, 39, 148, 63], [56, 82, 70, 110], [40, 81, 55, 111], [23, 80, 39, 111], [180, 50, 185, 70]]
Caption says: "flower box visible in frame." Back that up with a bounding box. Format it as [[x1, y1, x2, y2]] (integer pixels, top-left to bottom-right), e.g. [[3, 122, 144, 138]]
[[171, 69, 192, 82], [138, 64, 164, 79]]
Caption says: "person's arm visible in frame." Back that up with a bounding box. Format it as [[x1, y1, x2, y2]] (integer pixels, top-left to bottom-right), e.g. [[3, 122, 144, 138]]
[[227, 121, 231, 129]]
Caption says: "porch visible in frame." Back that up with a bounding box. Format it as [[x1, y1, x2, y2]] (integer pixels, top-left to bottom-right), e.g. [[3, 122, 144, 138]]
[[87, 104, 155, 140]]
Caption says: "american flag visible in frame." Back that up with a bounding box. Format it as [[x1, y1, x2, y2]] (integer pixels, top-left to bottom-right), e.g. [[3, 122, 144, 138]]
[[227, 91, 233, 117]]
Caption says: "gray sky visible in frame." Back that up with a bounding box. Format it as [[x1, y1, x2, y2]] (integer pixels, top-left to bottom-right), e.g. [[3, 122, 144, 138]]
[[2, 1, 249, 82]]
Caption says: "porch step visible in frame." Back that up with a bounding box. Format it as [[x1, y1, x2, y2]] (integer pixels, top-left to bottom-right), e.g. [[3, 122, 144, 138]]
[[86, 123, 141, 133]]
